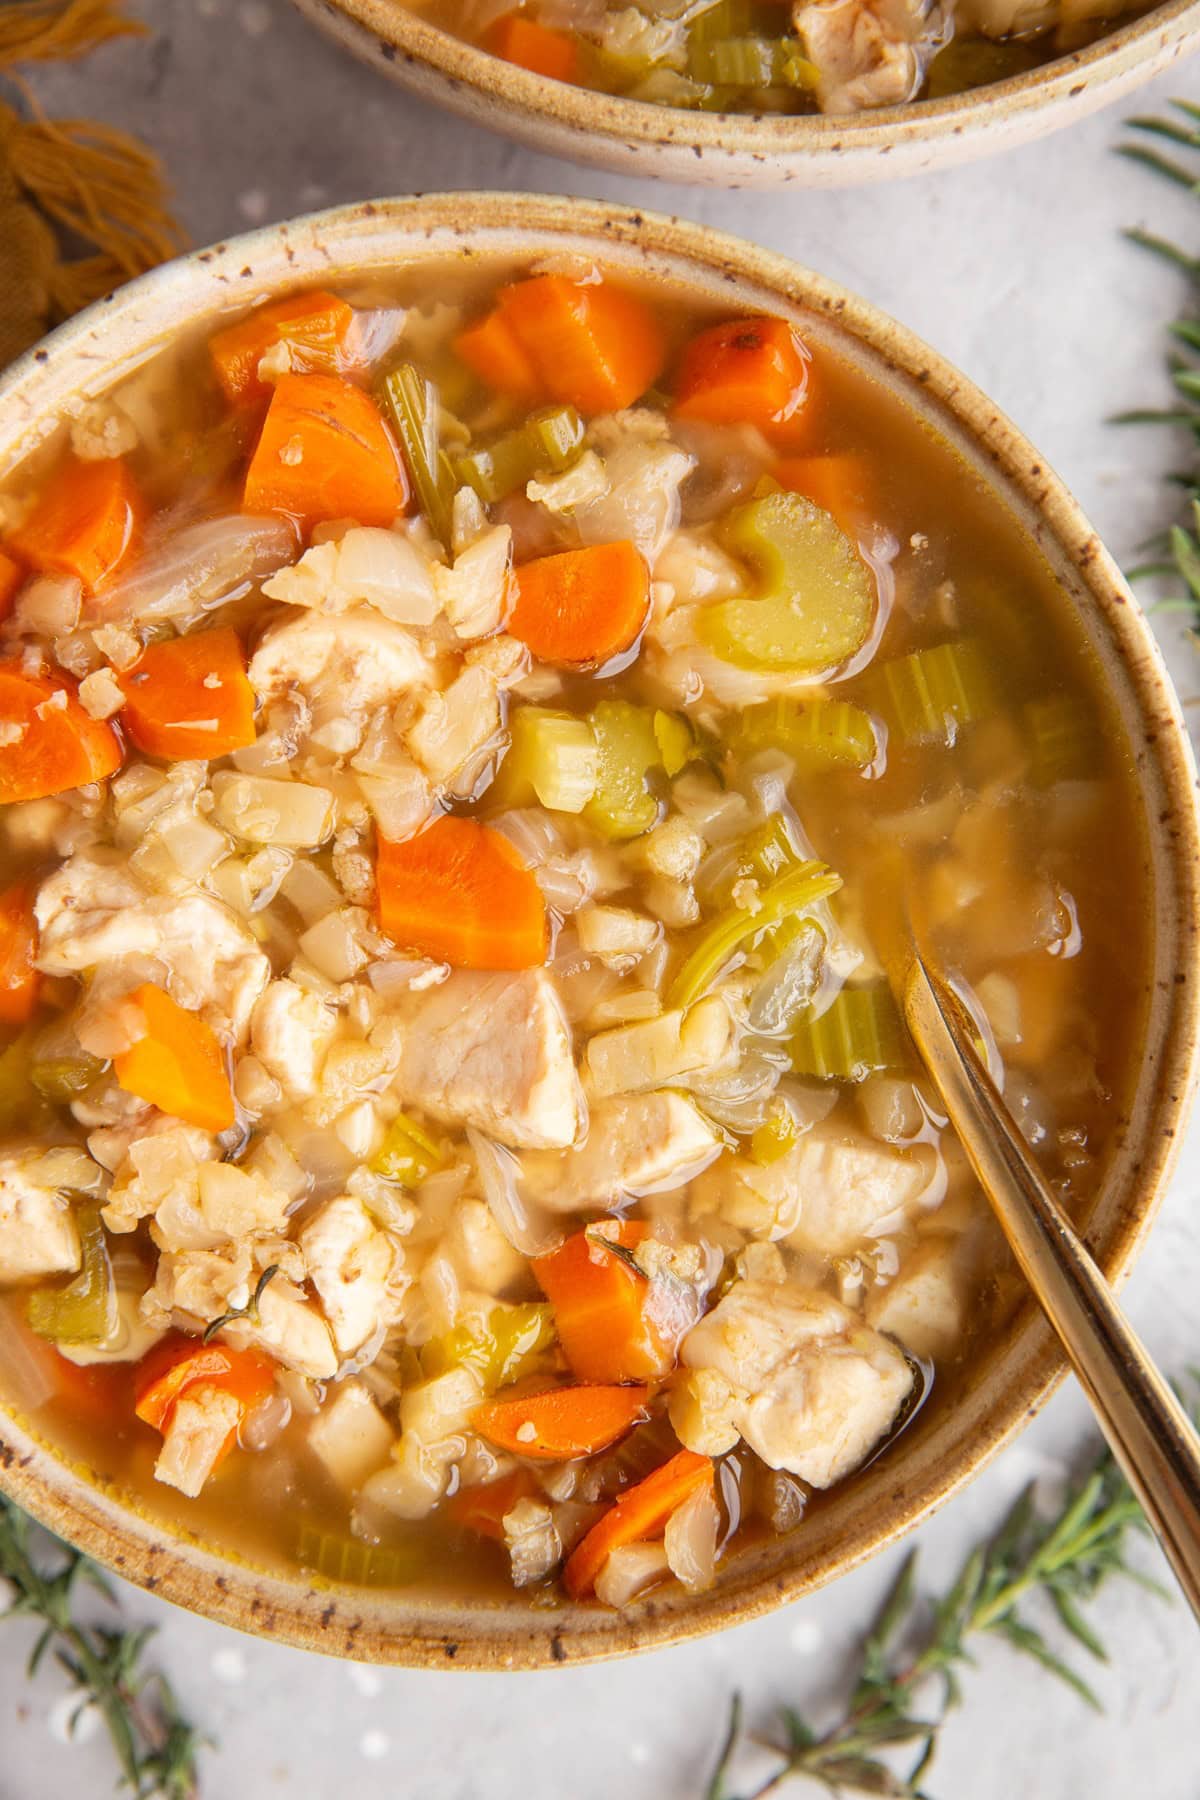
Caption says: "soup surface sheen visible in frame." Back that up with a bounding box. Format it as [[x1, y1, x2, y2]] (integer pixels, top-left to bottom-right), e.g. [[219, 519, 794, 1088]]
[[416, 0, 1154, 117], [0, 253, 1147, 1610]]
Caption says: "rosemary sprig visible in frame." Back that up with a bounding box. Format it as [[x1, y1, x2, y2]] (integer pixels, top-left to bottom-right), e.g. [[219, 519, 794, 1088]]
[[0, 1496, 205, 1798], [707, 1378, 1198, 1800], [1115, 100, 1200, 623]]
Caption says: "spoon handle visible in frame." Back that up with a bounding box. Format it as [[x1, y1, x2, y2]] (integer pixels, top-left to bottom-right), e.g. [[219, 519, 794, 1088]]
[[905, 954, 1200, 1621]]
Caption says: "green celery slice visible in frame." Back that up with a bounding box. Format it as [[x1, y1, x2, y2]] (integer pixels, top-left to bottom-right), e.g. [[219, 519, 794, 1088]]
[[421, 1302, 556, 1393], [296, 1523, 422, 1587], [668, 859, 842, 1010], [869, 638, 998, 745], [790, 983, 906, 1082], [583, 700, 664, 841], [454, 405, 584, 505], [371, 1110, 445, 1186], [1026, 693, 1099, 786], [381, 364, 457, 548], [27, 1202, 118, 1346], [736, 695, 878, 771], [31, 1052, 108, 1104], [750, 1104, 798, 1164], [688, 35, 812, 88], [704, 493, 875, 674], [653, 709, 698, 777], [490, 707, 598, 814]]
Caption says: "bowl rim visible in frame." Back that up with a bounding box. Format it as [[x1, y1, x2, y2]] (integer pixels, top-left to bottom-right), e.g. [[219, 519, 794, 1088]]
[[0, 192, 1197, 1669], [289, 0, 1200, 170]]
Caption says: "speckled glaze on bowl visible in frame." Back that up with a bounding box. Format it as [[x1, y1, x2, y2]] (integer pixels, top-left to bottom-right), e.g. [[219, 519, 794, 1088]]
[[0, 196, 1196, 1668], [290, 0, 1200, 187]]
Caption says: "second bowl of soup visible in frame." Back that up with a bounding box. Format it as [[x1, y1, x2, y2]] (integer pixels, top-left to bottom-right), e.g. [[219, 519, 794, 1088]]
[[0, 195, 1194, 1666]]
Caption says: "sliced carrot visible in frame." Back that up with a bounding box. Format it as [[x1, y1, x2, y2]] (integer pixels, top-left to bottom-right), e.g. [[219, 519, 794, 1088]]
[[673, 316, 816, 445], [376, 815, 548, 971], [113, 983, 235, 1133], [135, 1332, 275, 1470], [209, 289, 357, 409], [10, 456, 144, 592], [243, 371, 410, 533], [121, 627, 256, 761], [0, 663, 123, 803], [534, 1223, 674, 1385], [0, 881, 40, 1027], [454, 309, 543, 406], [563, 1448, 714, 1599], [0, 549, 24, 619], [472, 1384, 648, 1462], [496, 273, 668, 416], [484, 13, 578, 81], [448, 1468, 539, 1541], [509, 540, 649, 667], [773, 453, 873, 538]]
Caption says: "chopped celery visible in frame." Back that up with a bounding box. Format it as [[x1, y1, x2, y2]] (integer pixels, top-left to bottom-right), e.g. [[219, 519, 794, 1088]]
[[735, 696, 877, 771], [296, 1522, 421, 1588], [491, 707, 598, 815], [688, 35, 811, 88], [653, 709, 698, 778], [0, 1030, 50, 1135], [583, 700, 663, 841], [687, 0, 784, 49], [371, 1110, 444, 1186], [925, 35, 1040, 99], [668, 860, 842, 1010], [704, 493, 875, 674], [1026, 693, 1099, 786], [790, 984, 906, 1082], [869, 638, 997, 745], [31, 1052, 107, 1104], [750, 1104, 797, 1164], [421, 1302, 556, 1393], [381, 364, 457, 548], [27, 1202, 118, 1346], [454, 406, 584, 505]]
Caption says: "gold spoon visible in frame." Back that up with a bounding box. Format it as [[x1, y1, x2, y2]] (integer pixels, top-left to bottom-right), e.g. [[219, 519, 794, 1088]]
[[903, 945, 1200, 1620]]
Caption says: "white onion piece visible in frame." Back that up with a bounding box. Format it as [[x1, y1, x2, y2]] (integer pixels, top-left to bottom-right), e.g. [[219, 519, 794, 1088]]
[[594, 1541, 670, 1608], [747, 926, 823, 1036], [239, 1389, 293, 1453], [467, 1127, 563, 1258], [490, 808, 569, 868], [664, 1482, 719, 1592], [0, 1301, 57, 1411], [367, 957, 447, 998], [342, 307, 406, 372], [98, 514, 296, 623]]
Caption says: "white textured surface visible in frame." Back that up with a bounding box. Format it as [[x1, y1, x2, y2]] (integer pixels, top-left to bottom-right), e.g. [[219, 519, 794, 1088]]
[[3, 8, 1200, 1797]]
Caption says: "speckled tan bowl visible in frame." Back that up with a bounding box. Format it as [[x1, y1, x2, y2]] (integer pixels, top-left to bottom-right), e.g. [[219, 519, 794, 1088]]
[[0, 196, 1196, 1667], [290, 0, 1200, 186]]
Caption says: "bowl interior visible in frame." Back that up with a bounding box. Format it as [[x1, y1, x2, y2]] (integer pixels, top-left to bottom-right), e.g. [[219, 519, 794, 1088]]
[[0, 195, 1196, 1666]]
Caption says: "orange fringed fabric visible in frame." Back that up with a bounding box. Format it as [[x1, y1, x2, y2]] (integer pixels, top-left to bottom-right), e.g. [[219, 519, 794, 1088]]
[[0, 0, 183, 367]]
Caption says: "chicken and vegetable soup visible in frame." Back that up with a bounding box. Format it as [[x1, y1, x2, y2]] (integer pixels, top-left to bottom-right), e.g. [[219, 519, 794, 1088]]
[[423, 0, 1156, 117], [0, 255, 1147, 1611]]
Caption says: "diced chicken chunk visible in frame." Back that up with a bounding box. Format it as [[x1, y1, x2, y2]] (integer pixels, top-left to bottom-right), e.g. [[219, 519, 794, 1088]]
[[307, 1379, 395, 1491], [248, 606, 433, 718], [527, 1091, 721, 1213], [250, 978, 336, 1102], [865, 1236, 969, 1361], [154, 1385, 241, 1498], [386, 969, 584, 1151], [692, 1125, 937, 1253], [503, 1496, 562, 1588], [447, 1196, 527, 1296], [103, 1124, 219, 1237], [261, 528, 437, 624], [359, 1366, 482, 1519], [0, 1154, 82, 1283], [299, 1195, 398, 1360], [222, 1277, 339, 1381], [673, 1281, 912, 1487], [793, 0, 945, 113], [432, 524, 513, 640], [35, 850, 269, 1040]]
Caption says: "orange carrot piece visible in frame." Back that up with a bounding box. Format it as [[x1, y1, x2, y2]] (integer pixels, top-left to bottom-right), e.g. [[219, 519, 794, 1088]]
[[113, 983, 235, 1133], [472, 1384, 649, 1462], [484, 13, 578, 80], [773, 453, 873, 538], [0, 549, 24, 619], [135, 1332, 275, 1468], [376, 815, 548, 970], [0, 881, 40, 1027], [563, 1448, 714, 1599], [673, 316, 816, 444], [454, 309, 543, 406], [497, 274, 668, 416], [0, 663, 122, 803], [448, 1468, 540, 1541], [121, 626, 256, 761], [533, 1223, 674, 1385], [242, 371, 410, 533], [509, 540, 650, 667], [10, 457, 144, 592], [209, 289, 357, 408]]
